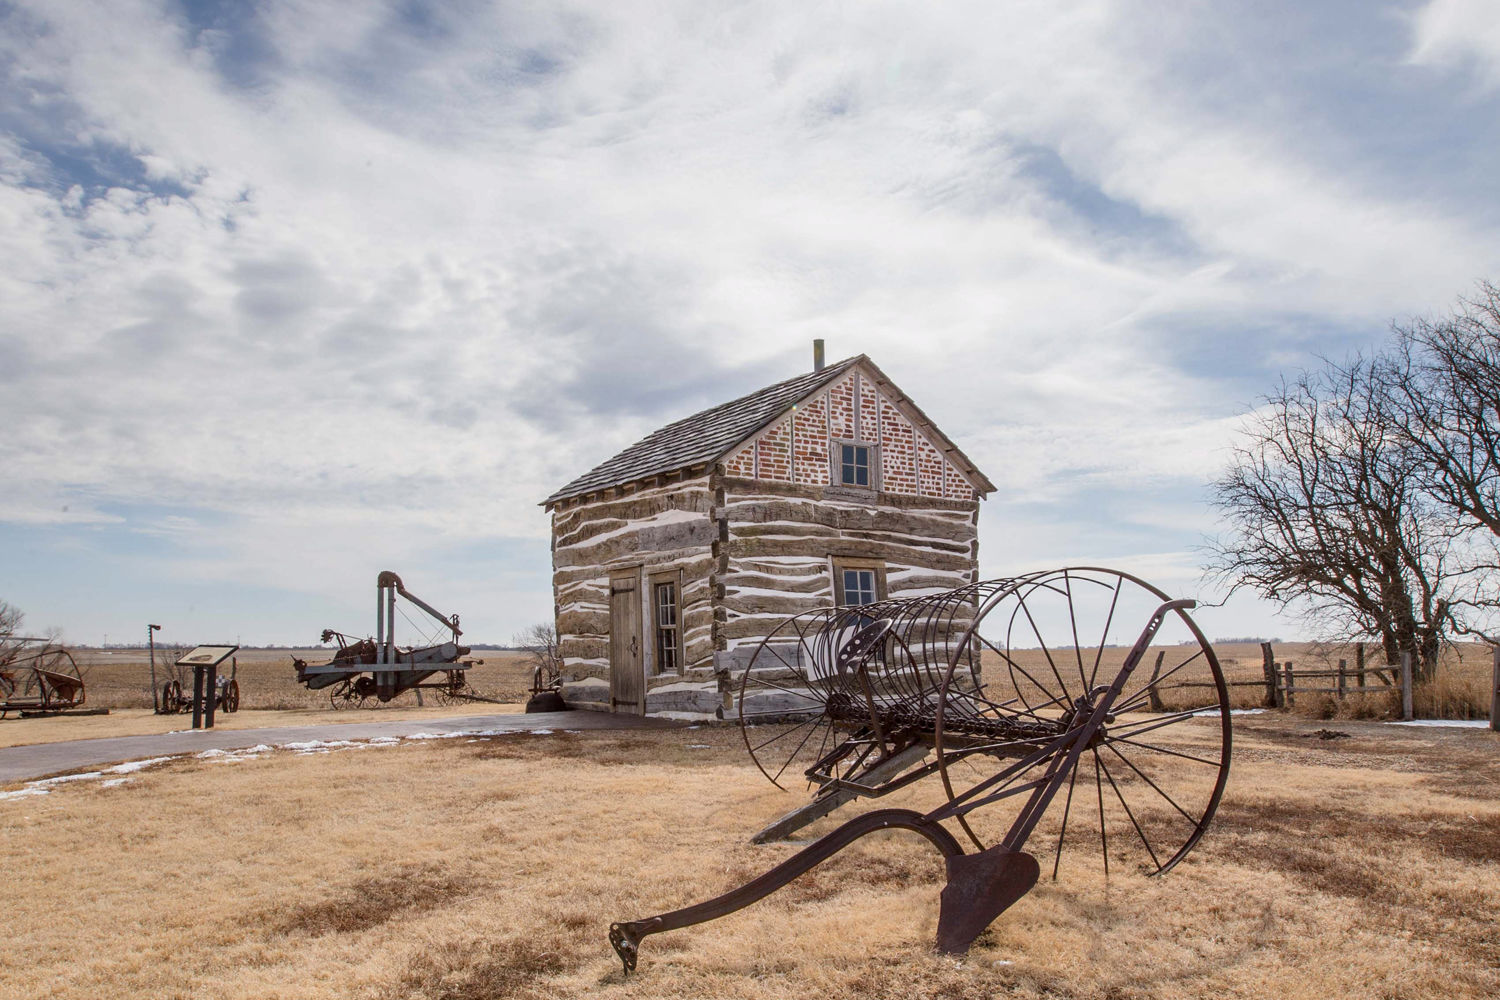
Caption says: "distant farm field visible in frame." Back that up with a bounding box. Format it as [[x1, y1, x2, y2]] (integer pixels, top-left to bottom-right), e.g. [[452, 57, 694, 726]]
[[67, 646, 537, 711], [0, 715, 1495, 999]]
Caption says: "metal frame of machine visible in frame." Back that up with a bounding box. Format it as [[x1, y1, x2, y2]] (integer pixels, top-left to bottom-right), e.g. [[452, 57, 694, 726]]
[[293, 571, 473, 708]]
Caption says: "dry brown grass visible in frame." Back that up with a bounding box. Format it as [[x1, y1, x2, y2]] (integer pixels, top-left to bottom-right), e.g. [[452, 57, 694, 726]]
[[0, 715, 1495, 999]]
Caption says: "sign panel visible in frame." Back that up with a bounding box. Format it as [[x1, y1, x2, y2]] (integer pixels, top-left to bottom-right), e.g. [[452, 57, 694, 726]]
[[174, 645, 240, 668]]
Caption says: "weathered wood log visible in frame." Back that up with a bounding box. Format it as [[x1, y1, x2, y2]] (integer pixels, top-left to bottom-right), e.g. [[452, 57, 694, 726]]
[[726, 535, 974, 569], [723, 498, 976, 541], [750, 745, 931, 843], [722, 476, 977, 513]]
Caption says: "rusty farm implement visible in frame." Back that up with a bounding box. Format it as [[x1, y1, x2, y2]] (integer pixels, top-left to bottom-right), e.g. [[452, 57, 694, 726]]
[[293, 571, 476, 708], [610, 567, 1233, 971], [0, 637, 89, 718]]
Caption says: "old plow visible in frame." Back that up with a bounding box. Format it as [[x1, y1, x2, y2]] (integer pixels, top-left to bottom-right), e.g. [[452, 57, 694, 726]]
[[610, 567, 1233, 971], [0, 638, 88, 718], [293, 571, 474, 708]]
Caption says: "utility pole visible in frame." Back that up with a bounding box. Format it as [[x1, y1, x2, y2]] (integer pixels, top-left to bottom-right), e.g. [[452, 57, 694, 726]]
[[148, 624, 162, 713]]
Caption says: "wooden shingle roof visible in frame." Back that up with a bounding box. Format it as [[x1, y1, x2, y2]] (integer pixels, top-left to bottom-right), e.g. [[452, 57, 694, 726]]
[[543, 354, 994, 506]]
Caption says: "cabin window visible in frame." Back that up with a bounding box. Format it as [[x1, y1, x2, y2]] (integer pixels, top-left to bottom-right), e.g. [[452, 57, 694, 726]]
[[653, 580, 680, 674], [838, 443, 872, 488], [842, 569, 876, 606], [833, 561, 886, 607]]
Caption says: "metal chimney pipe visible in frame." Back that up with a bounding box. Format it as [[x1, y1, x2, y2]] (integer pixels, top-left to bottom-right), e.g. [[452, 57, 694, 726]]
[[813, 339, 825, 371]]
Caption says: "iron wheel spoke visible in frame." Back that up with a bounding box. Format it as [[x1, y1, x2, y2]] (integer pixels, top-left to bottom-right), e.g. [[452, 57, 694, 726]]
[[1104, 743, 1202, 828], [1098, 751, 1162, 871]]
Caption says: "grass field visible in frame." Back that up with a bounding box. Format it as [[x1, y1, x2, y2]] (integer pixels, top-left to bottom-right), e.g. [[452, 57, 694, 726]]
[[0, 714, 1495, 999], [65, 646, 538, 711]]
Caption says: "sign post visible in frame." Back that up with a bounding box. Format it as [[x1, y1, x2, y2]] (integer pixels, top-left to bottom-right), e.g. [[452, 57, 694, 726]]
[[174, 645, 239, 730]]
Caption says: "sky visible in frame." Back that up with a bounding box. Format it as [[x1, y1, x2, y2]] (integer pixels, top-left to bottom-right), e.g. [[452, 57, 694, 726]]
[[3, 0, 1500, 647]]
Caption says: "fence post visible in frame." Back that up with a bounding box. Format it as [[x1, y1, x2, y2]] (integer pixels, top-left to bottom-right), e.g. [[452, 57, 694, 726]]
[[1337, 658, 1347, 699], [1146, 650, 1165, 712], [1490, 646, 1498, 734], [1283, 662, 1295, 708], [1401, 651, 1413, 721], [1261, 642, 1279, 708]]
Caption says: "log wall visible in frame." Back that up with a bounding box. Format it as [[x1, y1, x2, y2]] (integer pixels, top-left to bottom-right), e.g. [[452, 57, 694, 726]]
[[713, 476, 980, 661], [550, 475, 717, 712]]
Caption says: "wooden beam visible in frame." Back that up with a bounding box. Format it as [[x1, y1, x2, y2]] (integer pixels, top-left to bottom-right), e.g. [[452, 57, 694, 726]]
[[749, 745, 930, 843]]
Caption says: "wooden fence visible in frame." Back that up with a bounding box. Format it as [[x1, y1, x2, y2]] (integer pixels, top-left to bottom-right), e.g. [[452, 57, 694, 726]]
[[1146, 643, 1498, 726], [1276, 650, 1412, 719]]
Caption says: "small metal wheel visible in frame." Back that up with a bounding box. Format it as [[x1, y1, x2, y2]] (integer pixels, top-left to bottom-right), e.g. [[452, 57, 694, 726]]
[[738, 605, 914, 791], [932, 567, 1232, 878], [161, 680, 182, 714], [223, 679, 240, 713], [329, 678, 358, 710], [738, 608, 845, 790], [433, 670, 466, 706]]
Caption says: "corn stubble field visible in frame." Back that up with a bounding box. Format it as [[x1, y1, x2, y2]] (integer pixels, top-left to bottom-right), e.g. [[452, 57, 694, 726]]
[[2, 700, 1497, 999]]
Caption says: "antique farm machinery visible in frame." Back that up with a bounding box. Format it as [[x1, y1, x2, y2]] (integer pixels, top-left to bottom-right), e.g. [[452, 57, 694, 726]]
[[293, 571, 473, 708], [610, 567, 1233, 971], [0, 638, 88, 718]]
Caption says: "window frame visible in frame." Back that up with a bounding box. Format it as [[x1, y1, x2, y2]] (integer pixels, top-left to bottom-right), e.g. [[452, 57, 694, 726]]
[[831, 558, 888, 607], [831, 439, 879, 492], [648, 570, 684, 676]]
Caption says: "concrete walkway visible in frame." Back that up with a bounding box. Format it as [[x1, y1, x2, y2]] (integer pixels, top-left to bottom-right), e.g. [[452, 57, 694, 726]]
[[0, 711, 678, 784]]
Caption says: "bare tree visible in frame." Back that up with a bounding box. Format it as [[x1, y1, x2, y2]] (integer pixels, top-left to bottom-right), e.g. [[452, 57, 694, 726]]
[[1388, 282, 1500, 537], [513, 622, 562, 689], [0, 599, 24, 670], [1379, 284, 1500, 639], [1209, 359, 1459, 676]]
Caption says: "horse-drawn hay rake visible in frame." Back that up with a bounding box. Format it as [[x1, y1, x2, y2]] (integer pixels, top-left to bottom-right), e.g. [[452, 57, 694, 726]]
[[610, 567, 1232, 971]]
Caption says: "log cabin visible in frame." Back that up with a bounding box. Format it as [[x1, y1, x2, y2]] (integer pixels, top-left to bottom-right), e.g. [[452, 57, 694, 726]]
[[542, 344, 995, 720]]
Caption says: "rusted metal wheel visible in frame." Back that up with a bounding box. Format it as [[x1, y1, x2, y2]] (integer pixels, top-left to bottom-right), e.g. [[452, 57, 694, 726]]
[[932, 567, 1232, 877], [738, 605, 918, 792], [329, 678, 358, 710], [224, 679, 240, 713], [738, 608, 844, 790]]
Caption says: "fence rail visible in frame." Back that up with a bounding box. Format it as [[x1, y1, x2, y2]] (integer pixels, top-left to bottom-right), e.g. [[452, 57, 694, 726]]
[[1148, 643, 1499, 725]]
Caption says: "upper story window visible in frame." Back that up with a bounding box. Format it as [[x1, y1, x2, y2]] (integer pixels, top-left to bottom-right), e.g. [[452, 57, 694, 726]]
[[839, 443, 872, 488]]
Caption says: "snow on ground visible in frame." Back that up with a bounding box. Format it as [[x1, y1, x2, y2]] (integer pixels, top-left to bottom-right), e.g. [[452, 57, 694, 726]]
[[0, 728, 578, 802], [1388, 719, 1492, 728]]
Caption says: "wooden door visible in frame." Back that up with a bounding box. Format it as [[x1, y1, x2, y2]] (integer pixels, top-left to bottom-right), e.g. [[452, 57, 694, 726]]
[[609, 574, 644, 714]]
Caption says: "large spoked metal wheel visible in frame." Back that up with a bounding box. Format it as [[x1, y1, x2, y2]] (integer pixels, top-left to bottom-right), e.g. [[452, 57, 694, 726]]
[[932, 567, 1231, 878]]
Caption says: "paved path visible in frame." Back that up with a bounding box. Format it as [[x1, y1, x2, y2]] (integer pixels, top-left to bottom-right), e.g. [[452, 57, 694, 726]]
[[0, 711, 678, 784]]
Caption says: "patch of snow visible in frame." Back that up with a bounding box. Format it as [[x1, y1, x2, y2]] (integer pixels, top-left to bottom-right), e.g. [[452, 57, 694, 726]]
[[33, 771, 104, 787], [100, 778, 131, 788], [687, 744, 711, 749], [528, 728, 554, 735], [107, 757, 175, 773], [1388, 719, 1491, 728], [0, 788, 50, 801]]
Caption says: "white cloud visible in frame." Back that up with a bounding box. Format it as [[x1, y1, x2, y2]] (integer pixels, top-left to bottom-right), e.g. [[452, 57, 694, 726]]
[[1409, 0, 1500, 87], [2, 0, 1498, 640]]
